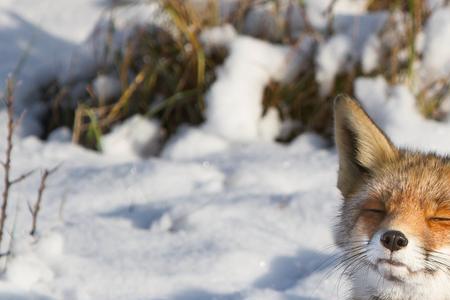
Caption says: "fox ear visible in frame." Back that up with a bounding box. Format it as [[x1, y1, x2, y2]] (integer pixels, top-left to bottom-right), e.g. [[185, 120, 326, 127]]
[[334, 95, 398, 197]]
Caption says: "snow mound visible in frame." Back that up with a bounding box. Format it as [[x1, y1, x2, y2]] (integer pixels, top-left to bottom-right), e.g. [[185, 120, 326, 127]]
[[101, 115, 162, 160], [47, 127, 72, 143], [6, 233, 64, 291], [204, 36, 302, 142], [162, 127, 229, 161], [423, 7, 450, 79], [6, 255, 54, 290]]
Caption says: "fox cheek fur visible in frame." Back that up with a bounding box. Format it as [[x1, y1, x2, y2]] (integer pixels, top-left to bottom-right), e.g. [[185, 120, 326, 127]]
[[333, 95, 450, 300]]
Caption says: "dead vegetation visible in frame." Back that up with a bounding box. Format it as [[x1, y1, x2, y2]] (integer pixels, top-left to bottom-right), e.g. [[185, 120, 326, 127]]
[[37, 0, 450, 149], [29, 165, 60, 236], [0, 79, 34, 255], [0, 79, 58, 268]]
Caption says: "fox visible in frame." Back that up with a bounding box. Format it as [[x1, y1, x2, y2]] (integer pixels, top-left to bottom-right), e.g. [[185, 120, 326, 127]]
[[333, 95, 450, 300]]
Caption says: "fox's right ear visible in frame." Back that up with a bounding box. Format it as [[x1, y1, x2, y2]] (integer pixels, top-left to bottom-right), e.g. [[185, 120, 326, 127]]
[[334, 95, 398, 198]]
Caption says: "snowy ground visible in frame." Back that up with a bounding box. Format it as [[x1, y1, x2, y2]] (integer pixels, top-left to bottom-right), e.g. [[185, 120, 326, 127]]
[[2, 1, 450, 300], [0, 118, 345, 300]]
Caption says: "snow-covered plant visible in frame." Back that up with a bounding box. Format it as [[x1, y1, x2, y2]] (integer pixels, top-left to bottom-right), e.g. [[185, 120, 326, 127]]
[[36, 0, 450, 150]]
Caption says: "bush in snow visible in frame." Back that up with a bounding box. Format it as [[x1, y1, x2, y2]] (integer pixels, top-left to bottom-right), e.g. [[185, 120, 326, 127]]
[[32, 0, 450, 152]]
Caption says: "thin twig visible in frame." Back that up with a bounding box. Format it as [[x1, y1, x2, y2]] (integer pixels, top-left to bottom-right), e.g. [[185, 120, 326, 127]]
[[10, 169, 35, 186], [0, 79, 16, 249], [0, 79, 33, 250], [324, 0, 338, 34], [30, 165, 60, 236], [3, 202, 20, 271]]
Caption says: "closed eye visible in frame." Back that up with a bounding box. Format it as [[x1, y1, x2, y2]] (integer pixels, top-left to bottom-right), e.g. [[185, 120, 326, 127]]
[[430, 209, 450, 222], [362, 209, 385, 214], [430, 217, 450, 222]]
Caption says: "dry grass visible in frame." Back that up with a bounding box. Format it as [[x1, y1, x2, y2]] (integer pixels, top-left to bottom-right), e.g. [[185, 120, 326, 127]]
[[38, 0, 450, 150], [42, 10, 226, 150]]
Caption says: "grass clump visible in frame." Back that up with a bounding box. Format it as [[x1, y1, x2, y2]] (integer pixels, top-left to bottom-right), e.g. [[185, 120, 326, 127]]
[[39, 0, 450, 150], [42, 3, 227, 150]]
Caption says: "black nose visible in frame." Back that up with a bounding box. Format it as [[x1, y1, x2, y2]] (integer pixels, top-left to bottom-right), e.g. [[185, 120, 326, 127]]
[[380, 230, 408, 251]]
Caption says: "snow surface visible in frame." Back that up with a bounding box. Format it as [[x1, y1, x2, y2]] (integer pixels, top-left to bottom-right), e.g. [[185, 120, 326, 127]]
[[162, 127, 229, 161], [0, 119, 348, 300], [2, 1, 450, 300]]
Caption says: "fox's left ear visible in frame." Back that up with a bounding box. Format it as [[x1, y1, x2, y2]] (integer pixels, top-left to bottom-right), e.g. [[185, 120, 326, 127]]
[[334, 95, 398, 197]]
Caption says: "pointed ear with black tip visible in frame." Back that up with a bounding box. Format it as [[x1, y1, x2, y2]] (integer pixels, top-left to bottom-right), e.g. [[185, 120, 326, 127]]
[[334, 95, 398, 198]]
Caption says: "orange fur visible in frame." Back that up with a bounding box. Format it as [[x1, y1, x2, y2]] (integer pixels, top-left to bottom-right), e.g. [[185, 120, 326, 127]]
[[334, 95, 450, 300]]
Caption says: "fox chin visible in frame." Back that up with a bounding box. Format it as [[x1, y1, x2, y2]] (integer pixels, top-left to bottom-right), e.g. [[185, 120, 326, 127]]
[[333, 95, 450, 300]]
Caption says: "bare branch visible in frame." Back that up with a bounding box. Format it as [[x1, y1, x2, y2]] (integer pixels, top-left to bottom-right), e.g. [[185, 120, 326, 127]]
[[12, 110, 26, 132], [0, 78, 16, 249], [9, 169, 35, 186], [30, 166, 59, 236], [26, 201, 33, 215], [0, 78, 34, 254], [47, 163, 62, 175]]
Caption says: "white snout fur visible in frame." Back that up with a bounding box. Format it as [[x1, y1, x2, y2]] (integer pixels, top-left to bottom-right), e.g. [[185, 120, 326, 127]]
[[349, 230, 450, 300]]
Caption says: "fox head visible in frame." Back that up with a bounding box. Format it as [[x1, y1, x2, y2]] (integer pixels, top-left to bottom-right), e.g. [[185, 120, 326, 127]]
[[334, 96, 450, 300]]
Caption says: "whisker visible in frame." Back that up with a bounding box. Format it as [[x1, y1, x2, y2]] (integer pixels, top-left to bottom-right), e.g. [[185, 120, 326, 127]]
[[417, 247, 450, 275]]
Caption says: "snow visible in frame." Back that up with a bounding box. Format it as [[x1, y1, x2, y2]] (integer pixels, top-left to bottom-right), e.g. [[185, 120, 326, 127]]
[[2, 1, 450, 300], [361, 35, 381, 73], [355, 76, 450, 155], [305, 0, 333, 30], [162, 127, 229, 161], [6, 252, 54, 290], [426, 0, 447, 11], [204, 35, 302, 141], [243, 2, 279, 40], [333, 12, 388, 53], [200, 24, 237, 51], [315, 11, 388, 95], [333, 0, 368, 14], [47, 127, 72, 143], [0, 0, 103, 112], [316, 34, 352, 96], [0, 0, 102, 44], [423, 7, 450, 79], [0, 1, 166, 137], [0, 111, 345, 299], [101, 115, 162, 160], [92, 74, 122, 103], [258, 108, 282, 142]]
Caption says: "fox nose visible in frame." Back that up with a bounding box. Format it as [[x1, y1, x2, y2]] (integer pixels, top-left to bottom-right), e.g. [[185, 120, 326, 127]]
[[380, 230, 408, 251]]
